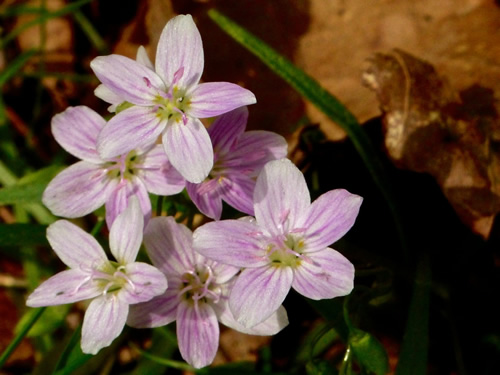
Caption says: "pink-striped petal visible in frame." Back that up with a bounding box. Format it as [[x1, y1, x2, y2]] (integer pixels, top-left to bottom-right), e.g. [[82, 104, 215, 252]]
[[193, 220, 268, 268], [90, 54, 165, 106], [120, 262, 168, 304], [81, 295, 128, 354], [186, 181, 223, 220], [208, 107, 248, 155], [26, 269, 101, 307], [189, 82, 256, 118], [136, 45, 154, 70], [51, 106, 104, 163], [42, 161, 116, 219], [229, 266, 293, 328], [109, 197, 143, 264], [254, 159, 310, 236], [127, 286, 180, 328], [135, 145, 185, 196], [176, 299, 219, 369], [144, 217, 195, 275], [94, 84, 123, 112], [220, 173, 256, 216], [298, 189, 363, 252], [163, 118, 213, 183], [97, 105, 164, 159], [292, 248, 354, 300], [105, 178, 151, 229], [155, 15, 204, 89], [46, 220, 107, 269]]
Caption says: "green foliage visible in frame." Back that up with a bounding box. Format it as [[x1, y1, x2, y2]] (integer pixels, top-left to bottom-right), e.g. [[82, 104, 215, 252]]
[[349, 328, 389, 375], [0, 223, 48, 247]]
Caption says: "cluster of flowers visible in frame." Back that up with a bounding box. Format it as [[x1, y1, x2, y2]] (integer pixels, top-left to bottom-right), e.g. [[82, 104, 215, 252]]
[[26, 15, 363, 368]]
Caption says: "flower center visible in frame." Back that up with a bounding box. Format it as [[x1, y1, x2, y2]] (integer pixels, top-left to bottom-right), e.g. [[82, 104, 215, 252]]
[[106, 150, 140, 180], [267, 234, 305, 268], [178, 266, 221, 306], [153, 67, 190, 124]]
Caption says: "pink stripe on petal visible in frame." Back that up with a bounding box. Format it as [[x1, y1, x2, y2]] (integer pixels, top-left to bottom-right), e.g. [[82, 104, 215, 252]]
[[155, 15, 204, 89], [144, 217, 196, 275], [127, 289, 180, 328], [163, 118, 213, 183], [51, 106, 104, 163], [299, 189, 363, 252], [121, 262, 168, 304], [229, 266, 293, 328], [42, 161, 116, 219], [193, 220, 268, 268], [189, 82, 256, 118], [47, 220, 107, 269], [97, 106, 164, 159], [109, 197, 143, 264], [176, 300, 219, 369], [186, 181, 223, 220], [254, 159, 310, 236], [90, 55, 165, 105], [81, 295, 128, 355], [292, 248, 354, 300], [220, 173, 256, 216], [208, 107, 248, 155], [26, 269, 102, 307]]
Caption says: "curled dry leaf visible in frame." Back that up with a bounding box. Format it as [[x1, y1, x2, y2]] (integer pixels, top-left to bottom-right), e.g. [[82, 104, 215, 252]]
[[363, 49, 500, 239]]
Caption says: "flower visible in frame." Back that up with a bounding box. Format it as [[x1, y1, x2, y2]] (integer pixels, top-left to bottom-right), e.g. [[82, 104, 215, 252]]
[[26, 198, 168, 354], [42, 106, 185, 227], [186, 106, 288, 220], [193, 158, 362, 328], [90, 14, 257, 183], [127, 216, 288, 368]]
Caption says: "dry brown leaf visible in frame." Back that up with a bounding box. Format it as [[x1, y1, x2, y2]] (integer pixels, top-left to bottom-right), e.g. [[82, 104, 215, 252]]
[[363, 49, 500, 239]]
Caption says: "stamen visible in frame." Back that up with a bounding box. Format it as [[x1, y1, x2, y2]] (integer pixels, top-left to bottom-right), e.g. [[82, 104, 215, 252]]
[[143, 77, 152, 88]]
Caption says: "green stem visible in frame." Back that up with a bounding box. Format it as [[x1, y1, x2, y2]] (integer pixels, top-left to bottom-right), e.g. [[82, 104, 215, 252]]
[[131, 343, 195, 372], [0, 307, 46, 369], [156, 196, 164, 217]]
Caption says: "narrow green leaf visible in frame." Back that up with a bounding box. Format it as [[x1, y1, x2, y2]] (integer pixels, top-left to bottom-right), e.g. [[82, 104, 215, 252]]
[[395, 254, 431, 375], [52, 325, 92, 375], [0, 223, 48, 247], [208, 9, 408, 257], [0, 307, 46, 369], [349, 328, 389, 375], [72, 10, 109, 54], [0, 165, 62, 204], [0, 49, 37, 86]]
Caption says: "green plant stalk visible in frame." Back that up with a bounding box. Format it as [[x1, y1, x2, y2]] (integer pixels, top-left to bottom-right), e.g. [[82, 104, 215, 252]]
[[395, 253, 431, 375], [0, 49, 37, 86], [131, 343, 195, 372], [73, 9, 109, 54], [0, 307, 46, 369], [208, 9, 408, 257]]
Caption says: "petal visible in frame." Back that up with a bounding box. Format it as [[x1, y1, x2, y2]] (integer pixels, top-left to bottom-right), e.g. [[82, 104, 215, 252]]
[[205, 261, 239, 285], [177, 300, 219, 369], [97, 106, 164, 159], [189, 82, 256, 118], [229, 266, 293, 328], [42, 161, 116, 219], [51, 106, 104, 163], [105, 178, 151, 230], [186, 181, 223, 220], [215, 293, 288, 336], [127, 287, 180, 328], [120, 262, 168, 304], [144, 217, 195, 275], [135, 145, 185, 195], [109, 197, 143, 264], [193, 220, 268, 268], [292, 248, 354, 300], [81, 295, 128, 355], [220, 173, 256, 216], [208, 107, 248, 156], [26, 269, 101, 307], [136, 45, 154, 70], [155, 14, 204, 89], [94, 84, 123, 112], [254, 158, 310, 236], [90, 54, 165, 105], [163, 118, 213, 183], [46, 220, 107, 269], [227, 131, 288, 175], [298, 189, 363, 252]]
